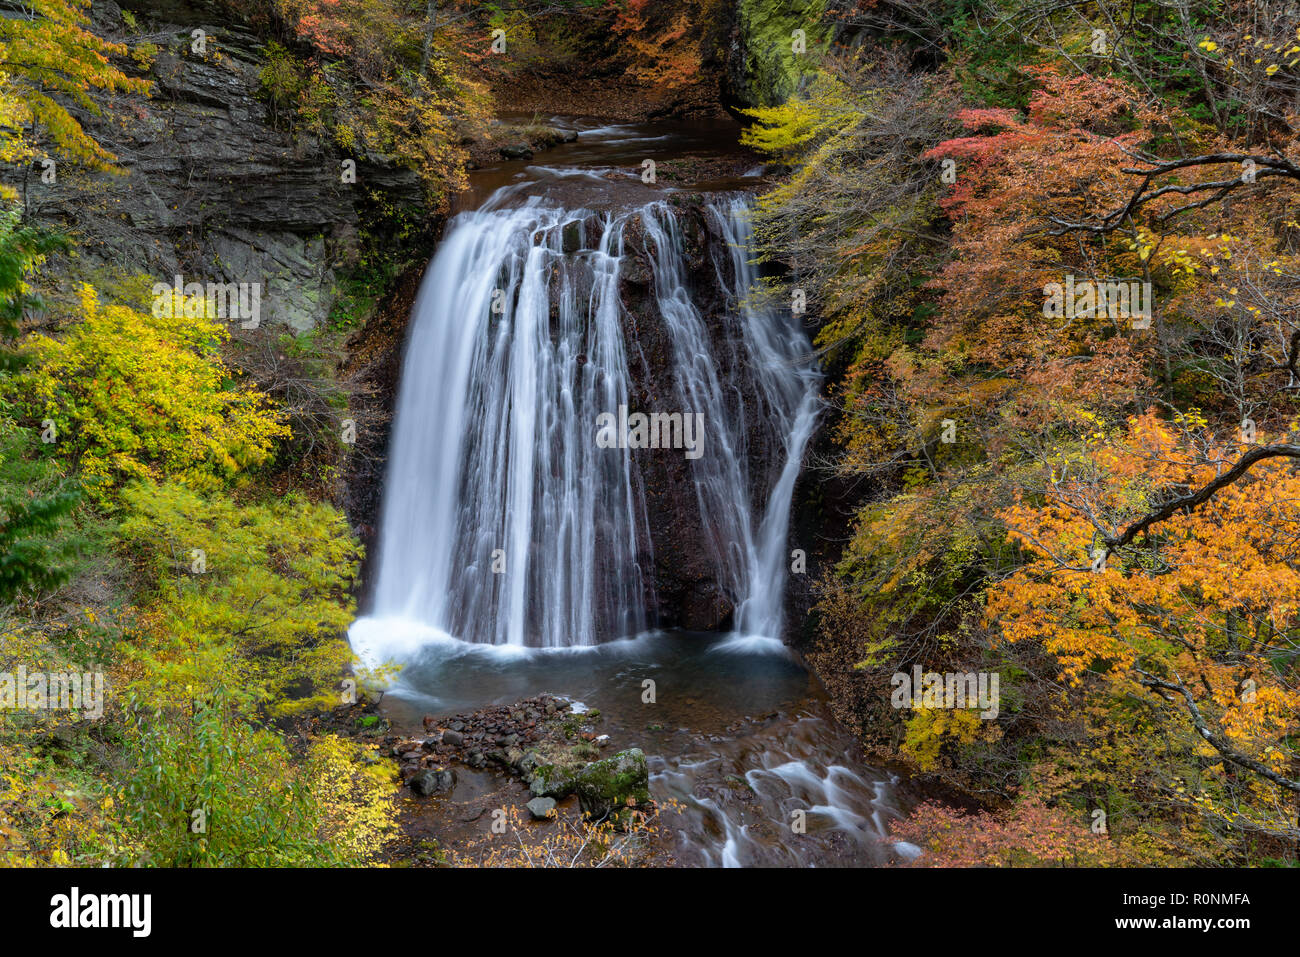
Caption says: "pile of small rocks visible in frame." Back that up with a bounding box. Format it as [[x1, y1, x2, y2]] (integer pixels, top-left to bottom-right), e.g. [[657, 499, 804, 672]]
[[386, 694, 574, 796]]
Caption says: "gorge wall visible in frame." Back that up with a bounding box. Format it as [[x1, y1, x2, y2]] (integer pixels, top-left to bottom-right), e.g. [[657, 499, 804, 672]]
[[23, 0, 426, 334]]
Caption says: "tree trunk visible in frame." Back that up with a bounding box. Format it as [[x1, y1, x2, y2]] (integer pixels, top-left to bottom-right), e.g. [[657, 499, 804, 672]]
[[420, 0, 437, 77]]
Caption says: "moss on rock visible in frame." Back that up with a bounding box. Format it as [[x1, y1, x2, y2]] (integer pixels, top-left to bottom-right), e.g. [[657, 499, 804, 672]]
[[574, 748, 651, 826], [735, 0, 830, 107]]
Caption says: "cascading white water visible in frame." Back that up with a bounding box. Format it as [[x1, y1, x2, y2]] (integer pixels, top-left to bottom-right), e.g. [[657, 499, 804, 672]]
[[643, 198, 821, 640], [359, 196, 649, 655], [351, 190, 819, 661]]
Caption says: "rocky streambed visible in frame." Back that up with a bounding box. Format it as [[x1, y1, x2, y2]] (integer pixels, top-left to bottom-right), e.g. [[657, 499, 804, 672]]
[[366, 633, 913, 868], [381, 690, 671, 868], [391, 694, 651, 825]]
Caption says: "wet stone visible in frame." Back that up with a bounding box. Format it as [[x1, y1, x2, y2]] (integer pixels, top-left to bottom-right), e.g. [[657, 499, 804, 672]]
[[526, 797, 557, 820], [410, 768, 456, 796]]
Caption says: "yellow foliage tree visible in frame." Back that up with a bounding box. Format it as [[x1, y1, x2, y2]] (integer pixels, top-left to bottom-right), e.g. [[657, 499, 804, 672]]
[[0, 0, 151, 196], [16, 285, 288, 500]]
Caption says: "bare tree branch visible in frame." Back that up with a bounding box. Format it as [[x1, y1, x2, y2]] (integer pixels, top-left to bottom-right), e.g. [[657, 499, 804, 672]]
[[1136, 668, 1300, 795], [1101, 443, 1300, 551], [1049, 152, 1300, 235]]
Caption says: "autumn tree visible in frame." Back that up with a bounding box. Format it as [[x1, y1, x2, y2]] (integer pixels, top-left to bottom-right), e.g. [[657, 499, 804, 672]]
[[0, 417, 81, 604], [0, 0, 150, 182], [12, 285, 288, 499], [0, 205, 65, 367], [121, 686, 396, 866], [115, 479, 363, 715], [258, 0, 491, 209], [989, 412, 1300, 847], [745, 0, 1300, 863], [890, 798, 1126, 867]]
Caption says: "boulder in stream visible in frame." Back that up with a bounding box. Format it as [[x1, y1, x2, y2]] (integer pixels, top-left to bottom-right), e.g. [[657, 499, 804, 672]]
[[528, 764, 580, 800], [574, 748, 651, 826]]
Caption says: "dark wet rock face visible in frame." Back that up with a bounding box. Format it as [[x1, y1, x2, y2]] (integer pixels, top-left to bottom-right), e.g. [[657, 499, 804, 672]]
[[619, 203, 777, 631]]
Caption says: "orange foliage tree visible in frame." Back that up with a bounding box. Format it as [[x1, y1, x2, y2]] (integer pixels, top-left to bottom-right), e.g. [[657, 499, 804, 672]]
[[915, 68, 1181, 427], [890, 798, 1125, 867], [989, 411, 1300, 844]]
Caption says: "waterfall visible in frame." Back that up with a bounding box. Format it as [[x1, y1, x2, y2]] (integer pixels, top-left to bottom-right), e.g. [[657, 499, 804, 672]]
[[351, 192, 819, 661], [363, 197, 649, 652]]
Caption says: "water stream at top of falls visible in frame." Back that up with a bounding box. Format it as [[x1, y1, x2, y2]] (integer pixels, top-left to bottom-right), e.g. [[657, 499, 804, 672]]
[[347, 115, 913, 866]]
